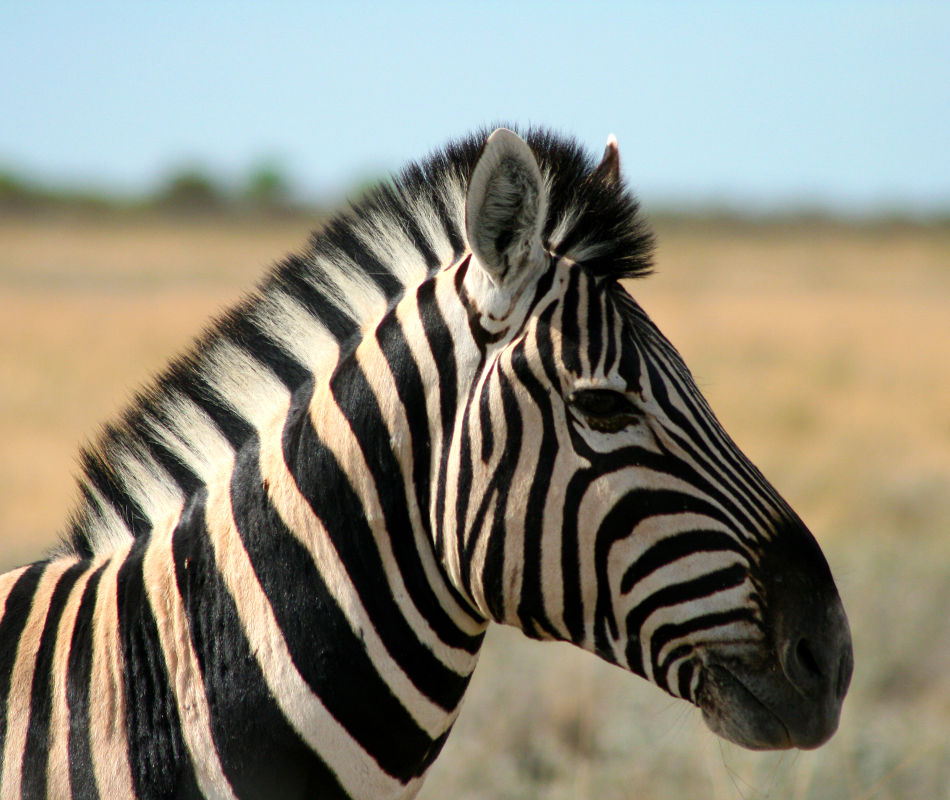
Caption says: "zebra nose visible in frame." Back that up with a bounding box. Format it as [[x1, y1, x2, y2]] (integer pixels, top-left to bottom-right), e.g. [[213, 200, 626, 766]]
[[758, 521, 853, 704], [767, 593, 853, 749]]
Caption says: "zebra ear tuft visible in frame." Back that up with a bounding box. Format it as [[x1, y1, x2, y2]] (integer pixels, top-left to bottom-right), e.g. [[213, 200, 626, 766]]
[[465, 128, 547, 289], [592, 133, 620, 185]]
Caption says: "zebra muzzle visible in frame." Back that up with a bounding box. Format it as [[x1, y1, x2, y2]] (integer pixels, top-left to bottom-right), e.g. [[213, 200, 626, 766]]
[[697, 531, 854, 751]]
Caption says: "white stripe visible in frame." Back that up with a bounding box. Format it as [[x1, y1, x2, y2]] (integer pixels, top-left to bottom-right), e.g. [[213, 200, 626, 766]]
[[47, 562, 102, 799], [81, 482, 136, 553], [144, 389, 235, 484], [353, 214, 431, 288], [107, 438, 185, 529], [143, 514, 239, 800], [89, 544, 137, 799], [252, 289, 341, 373], [0, 567, 29, 616], [307, 252, 390, 329], [641, 584, 756, 684]]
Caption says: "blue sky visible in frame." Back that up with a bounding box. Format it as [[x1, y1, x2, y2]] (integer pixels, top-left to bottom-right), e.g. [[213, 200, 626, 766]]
[[2, 1, 948, 213]]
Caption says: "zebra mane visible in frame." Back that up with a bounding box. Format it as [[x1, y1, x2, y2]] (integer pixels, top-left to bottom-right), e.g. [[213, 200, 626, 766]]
[[58, 126, 654, 558]]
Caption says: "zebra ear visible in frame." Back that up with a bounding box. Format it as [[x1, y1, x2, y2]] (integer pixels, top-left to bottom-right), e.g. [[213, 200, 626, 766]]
[[465, 128, 547, 291], [592, 133, 620, 185]]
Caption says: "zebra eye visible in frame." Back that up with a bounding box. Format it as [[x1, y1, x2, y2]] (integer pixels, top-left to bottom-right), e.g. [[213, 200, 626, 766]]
[[570, 388, 641, 432]]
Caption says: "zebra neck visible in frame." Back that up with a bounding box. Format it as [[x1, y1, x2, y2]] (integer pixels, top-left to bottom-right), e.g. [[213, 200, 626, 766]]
[[243, 279, 489, 779], [284, 263, 488, 632]]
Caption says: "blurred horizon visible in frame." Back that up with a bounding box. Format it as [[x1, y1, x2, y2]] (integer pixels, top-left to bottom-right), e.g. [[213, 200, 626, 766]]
[[2, 1, 949, 218], [5, 157, 950, 224]]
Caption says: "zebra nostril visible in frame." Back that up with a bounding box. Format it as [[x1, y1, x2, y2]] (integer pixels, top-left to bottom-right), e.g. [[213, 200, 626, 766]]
[[781, 628, 854, 708], [795, 637, 822, 678], [781, 635, 826, 696]]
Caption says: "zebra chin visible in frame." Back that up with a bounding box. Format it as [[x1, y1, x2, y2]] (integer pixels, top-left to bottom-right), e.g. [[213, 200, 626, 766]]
[[696, 648, 849, 751], [697, 661, 802, 750]]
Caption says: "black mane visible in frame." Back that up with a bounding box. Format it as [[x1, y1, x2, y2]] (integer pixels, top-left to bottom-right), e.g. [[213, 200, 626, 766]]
[[390, 126, 653, 279]]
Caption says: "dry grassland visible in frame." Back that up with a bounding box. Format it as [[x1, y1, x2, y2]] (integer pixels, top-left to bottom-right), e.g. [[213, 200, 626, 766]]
[[1, 213, 948, 798]]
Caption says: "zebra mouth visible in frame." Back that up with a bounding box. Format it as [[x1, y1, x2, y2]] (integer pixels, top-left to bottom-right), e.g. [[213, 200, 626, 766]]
[[696, 663, 793, 750]]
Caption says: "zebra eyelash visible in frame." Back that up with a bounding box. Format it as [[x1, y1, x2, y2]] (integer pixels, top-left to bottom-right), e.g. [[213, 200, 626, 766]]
[[569, 388, 644, 432]]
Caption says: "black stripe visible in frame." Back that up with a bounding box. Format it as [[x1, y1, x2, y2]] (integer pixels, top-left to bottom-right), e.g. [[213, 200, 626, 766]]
[[676, 658, 695, 700], [363, 179, 442, 275], [169, 366, 254, 452], [593, 489, 738, 660], [222, 310, 312, 391], [117, 535, 202, 799], [0, 562, 47, 768], [396, 161, 466, 263], [585, 273, 604, 371], [375, 313, 483, 636], [614, 323, 643, 395], [625, 563, 749, 641], [125, 408, 204, 498], [603, 290, 620, 376], [418, 278, 458, 558], [171, 492, 348, 799], [580, 432, 748, 527], [619, 530, 750, 596], [657, 338, 784, 517], [509, 338, 561, 639], [650, 416, 767, 537], [66, 563, 107, 800], [252, 415, 434, 780], [649, 608, 759, 692], [66, 498, 98, 558], [645, 353, 775, 532], [533, 302, 563, 407], [559, 469, 594, 645], [477, 370, 495, 463], [316, 221, 404, 304], [632, 440, 762, 537], [660, 643, 696, 677], [392, 200, 441, 272], [454, 383, 477, 584], [272, 256, 359, 344], [21, 560, 86, 798], [623, 564, 749, 678], [328, 358, 477, 704], [475, 370, 522, 624], [80, 445, 151, 537], [428, 184, 466, 258], [560, 268, 582, 375]]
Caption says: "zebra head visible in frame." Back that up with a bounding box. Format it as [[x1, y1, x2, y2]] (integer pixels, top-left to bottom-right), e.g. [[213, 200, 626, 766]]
[[443, 128, 852, 751]]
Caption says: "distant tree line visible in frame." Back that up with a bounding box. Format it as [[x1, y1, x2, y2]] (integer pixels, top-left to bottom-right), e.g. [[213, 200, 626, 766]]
[[0, 161, 312, 216], [1, 162, 946, 227]]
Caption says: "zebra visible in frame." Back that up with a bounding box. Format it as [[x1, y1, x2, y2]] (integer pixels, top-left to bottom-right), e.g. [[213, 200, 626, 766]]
[[0, 127, 852, 799]]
